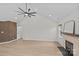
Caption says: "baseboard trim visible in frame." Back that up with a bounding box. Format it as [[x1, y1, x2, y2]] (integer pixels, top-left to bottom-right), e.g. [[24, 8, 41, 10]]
[[22, 38, 57, 42], [0, 39, 18, 44]]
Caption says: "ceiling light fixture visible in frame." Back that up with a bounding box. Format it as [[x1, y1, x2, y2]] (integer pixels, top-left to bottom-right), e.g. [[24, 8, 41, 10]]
[[17, 3, 37, 18]]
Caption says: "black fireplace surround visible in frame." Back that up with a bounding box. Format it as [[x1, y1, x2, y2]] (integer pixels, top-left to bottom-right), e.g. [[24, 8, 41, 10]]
[[65, 40, 73, 56]]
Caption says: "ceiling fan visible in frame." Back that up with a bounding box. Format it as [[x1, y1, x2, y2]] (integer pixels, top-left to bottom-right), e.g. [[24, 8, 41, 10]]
[[17, 3, 37, 18]]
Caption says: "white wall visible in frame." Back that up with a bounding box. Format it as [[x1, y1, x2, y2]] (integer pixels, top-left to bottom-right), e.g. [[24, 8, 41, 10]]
[[18, 15, 58, 41]]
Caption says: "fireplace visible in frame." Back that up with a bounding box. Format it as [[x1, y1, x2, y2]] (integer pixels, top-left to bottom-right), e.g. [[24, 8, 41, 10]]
[[65, 40, 73, 56]]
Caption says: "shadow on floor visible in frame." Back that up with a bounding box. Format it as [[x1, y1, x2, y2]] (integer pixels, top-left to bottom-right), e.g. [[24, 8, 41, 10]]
[[57, 47, 67, 56]]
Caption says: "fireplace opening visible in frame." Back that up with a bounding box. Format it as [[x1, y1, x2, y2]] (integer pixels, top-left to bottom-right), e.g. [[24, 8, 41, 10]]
[[65, 40, 73, 56]]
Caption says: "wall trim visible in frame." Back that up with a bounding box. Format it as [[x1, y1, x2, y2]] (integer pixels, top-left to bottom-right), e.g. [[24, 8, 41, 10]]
[[0, 39, 18, 44]]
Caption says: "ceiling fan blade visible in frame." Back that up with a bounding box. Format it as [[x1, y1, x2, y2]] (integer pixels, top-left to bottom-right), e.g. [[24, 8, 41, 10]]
[[18, 7, 25, 13], [30, 12, 37, 14], [17, 11, 23, 13], [28, 8, 31, 12], [31, 14, 36, 16]]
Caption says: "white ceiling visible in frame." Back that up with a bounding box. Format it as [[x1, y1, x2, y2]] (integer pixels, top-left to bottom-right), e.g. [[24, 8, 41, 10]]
[[0, 3, 79, 23]]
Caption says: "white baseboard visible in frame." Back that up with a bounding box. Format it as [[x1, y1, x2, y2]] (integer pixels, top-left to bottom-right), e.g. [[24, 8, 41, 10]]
[[22, 38, 57, 42], [0, 39, 18, 44]]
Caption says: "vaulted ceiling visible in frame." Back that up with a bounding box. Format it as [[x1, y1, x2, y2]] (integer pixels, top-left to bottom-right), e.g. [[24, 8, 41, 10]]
[[0, 3, 79, 23]]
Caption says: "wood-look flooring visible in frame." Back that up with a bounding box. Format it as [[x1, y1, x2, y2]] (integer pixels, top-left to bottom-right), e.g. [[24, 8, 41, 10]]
[[0, 39, 62, 56]]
